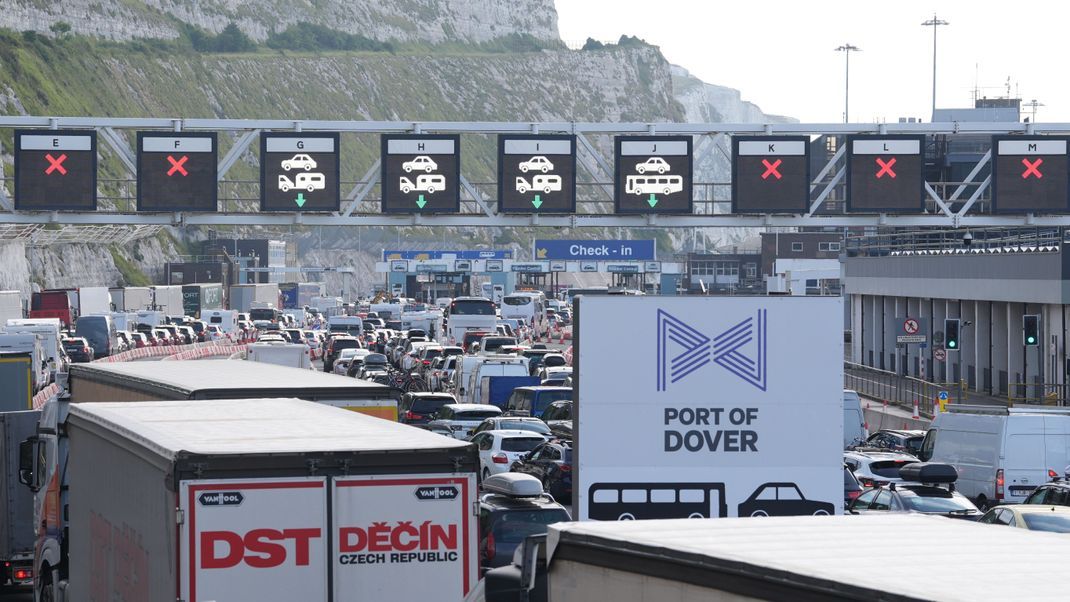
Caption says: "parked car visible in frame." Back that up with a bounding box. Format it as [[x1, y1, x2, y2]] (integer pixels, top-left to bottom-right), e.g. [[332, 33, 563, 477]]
[[843, 450, 918, 488], [62, 337, 94, 363], [324, 335, 361, 372], [510, 440, 572, 501], [425, 404, 503, 440], [844, 464, 864, 506], [978, 504, 1070, 532], [478, 473, 570, 573], [470, 430, 548, 480], [848, 463, 981, 520], [539, 400, 573, 440], [1022, 478, 1070, 506], [738, 483, 835, 517], [866, 429, 926, 456], [469, 416, 552, 439], [398, 392, 458, 425]]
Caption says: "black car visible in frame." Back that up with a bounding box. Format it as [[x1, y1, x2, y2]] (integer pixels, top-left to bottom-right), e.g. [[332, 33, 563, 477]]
[[62, 337, 94, 363], [1022, 479, 1070, 506], [539, 400, 573, 440], [324, 336, 360, 372], [844, 464, 863, 506], [737, 483, 835, 517], [510, 440, 572, 501], [398, 392, 457, 425], [478, 474, 570, 573], [865, 429, 926, 456]]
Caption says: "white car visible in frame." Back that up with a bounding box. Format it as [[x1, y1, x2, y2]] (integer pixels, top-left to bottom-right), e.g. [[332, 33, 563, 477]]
[[281, 154, 317, 171], [635, 157, 670, 174], [843, 450, 917, 488], [425, 404, 503, 440], [518, 156, 553, 173], [469, 430, 548, 481], [333, 348, 371, 375], [402, 155, 438, 173]]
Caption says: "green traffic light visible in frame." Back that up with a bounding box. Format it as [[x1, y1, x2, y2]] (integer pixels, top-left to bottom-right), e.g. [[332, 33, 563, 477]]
[[1027, 337, 1036, 344], [948, 341, 957, 348]]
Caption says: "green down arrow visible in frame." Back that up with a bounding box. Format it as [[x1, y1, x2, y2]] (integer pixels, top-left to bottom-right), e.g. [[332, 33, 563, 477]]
[[295, 193, 306, 208], [416, 194, 427, 209], [647, 193, 658, 208], [532, 194, 543, 209]]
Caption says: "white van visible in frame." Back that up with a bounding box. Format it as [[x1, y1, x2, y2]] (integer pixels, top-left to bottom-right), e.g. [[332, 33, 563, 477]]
[[843, 389, 866, 448], [202, 309, 239, 335], [468, 356, 529, 406], [919, 405, 1070, 510]]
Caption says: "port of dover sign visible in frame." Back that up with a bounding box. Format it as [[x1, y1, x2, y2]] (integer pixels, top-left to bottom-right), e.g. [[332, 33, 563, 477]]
[[574, 295, 843, 520]]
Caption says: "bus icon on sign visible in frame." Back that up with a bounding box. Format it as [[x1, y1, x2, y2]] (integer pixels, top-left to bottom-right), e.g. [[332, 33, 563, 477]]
[[587, 482, 727, 520], [626, 175, 683, 196]]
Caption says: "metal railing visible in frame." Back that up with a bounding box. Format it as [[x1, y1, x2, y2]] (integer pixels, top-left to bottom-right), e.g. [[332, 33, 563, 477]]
[[1008, 383, 1067, 406], [844, 362, 968, 417]]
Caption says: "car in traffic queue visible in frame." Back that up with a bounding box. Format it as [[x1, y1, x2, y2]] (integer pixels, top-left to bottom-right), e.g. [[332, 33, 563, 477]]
[[355, 353, 389, 379], [324, 335, 361, 372], [844, 464, 864, 506], [503, 386, 573, 419], [62, 336, 94, 363], [539, 400, 573, 440], [332, 348, 371, 376], [398, 392, 458, 425], [478, 473, 570, 574], [469, 416, 552, 440], [847, 463, 982, 521], [843, 449, 918, 487], [978, 504, 1070, 532], [866, 429, 926, 456], [425, 404, 503, 440], [470, 430, 548, 481], [510, 439, 572, 501]]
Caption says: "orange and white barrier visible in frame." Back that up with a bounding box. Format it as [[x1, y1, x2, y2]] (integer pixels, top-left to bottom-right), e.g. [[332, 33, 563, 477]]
[[32, 383, 61, 410]]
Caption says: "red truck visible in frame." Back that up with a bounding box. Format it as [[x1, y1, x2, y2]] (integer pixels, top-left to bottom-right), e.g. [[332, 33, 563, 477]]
[[28, 290, 75, 327]]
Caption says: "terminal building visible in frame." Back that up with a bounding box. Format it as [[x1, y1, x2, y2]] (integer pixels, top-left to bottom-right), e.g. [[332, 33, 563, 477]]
[[846, 228, 1067, 405]]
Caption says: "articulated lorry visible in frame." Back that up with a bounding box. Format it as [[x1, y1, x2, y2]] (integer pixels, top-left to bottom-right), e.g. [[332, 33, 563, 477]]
[[108, 287, 153, 312], [0, 411, 38, 589], [27, 397, 478, 601], [0, 291, 22, 324], [230, 283, 281, 313], [150, 285, 185, 316]]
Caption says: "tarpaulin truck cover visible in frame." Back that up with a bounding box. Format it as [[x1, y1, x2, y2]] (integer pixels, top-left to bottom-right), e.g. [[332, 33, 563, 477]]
[[66, 398, 479, 601]]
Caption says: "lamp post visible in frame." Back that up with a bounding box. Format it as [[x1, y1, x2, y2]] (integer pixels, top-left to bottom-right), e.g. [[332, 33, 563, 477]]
[[921, 14, 949, 119], [834, 44, 860, 122]]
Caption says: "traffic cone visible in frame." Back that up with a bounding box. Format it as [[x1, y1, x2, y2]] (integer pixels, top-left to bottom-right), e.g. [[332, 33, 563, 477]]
[[912, 399, 920, 420]]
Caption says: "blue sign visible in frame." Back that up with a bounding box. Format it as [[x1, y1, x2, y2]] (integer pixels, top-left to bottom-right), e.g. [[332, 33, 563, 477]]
[[534, 239, 655, 261], [383, 249, 513, 260]]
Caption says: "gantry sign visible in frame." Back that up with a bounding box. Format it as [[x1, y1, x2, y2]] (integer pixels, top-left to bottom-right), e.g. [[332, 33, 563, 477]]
[[4, 117, 1070, 227]]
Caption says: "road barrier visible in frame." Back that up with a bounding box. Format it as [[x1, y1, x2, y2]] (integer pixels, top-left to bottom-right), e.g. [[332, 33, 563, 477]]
[[844, 362, 967, 418], [160, 343, 249, 361], [32, 383, 61, 410]]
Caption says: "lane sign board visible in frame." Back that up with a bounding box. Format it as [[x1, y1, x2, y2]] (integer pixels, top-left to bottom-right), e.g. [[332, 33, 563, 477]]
[[846, 135, 925, 213], [731, 136, 811, 214], [615, 136, 693, 214], [498, 135, 576, 213], [260, 132, 340, 212], [137, 132, 218, 211], [991, 135, 1070, 214], [534, 239, 655, 261], [381, 135, 460, 213], [14, 129, 97, 210]]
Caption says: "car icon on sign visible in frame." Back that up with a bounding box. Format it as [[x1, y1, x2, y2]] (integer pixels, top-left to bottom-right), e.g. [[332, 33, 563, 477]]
[[635, 157, 670, 174], [281, 154, 317, 171], [403, 156, 438, 173], [519, 156, 554, 173], [737, 482, 834, 517]]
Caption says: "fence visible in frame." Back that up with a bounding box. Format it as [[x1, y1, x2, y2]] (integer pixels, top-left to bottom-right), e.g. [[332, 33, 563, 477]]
[[844, 362, 966, 418], [1008, 382, 1067, 406]]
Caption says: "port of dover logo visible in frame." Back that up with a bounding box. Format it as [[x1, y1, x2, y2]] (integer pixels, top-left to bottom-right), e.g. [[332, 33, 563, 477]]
[[656, 309, 767, 392]]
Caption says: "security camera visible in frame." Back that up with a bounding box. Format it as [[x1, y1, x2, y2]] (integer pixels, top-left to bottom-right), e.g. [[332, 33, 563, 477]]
[[962, 231, 974, 247]]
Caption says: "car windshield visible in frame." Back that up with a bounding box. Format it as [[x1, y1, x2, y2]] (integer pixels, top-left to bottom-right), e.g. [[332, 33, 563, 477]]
[[492, 509, 570, 544], [450, 300, 496, 315], [534, 390, 572, 411], [1022, 513, 1070, 533], [455, 410, 501, 421], [501, 437, 546, 452], [332, 339, 359, 351], [900, 489, 975, 513], [498, 421, 551, 435], [503, 296, 532, 306], [904, 437, 924, 453], [410, 397, 453, 413]]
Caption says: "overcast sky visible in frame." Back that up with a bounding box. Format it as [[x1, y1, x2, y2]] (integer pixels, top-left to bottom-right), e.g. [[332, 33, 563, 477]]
[[554, 1, 1061, 123]]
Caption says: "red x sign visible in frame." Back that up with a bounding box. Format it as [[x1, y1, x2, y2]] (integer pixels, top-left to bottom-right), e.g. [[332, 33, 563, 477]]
[[1021, 158, 1043, 179], [167, 155, 189, 177], [44, 153, 68, 176], [761, 159, 782, 180], [875, 157, 897, 179]]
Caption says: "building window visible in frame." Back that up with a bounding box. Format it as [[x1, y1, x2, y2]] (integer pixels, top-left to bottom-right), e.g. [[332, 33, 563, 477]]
[[791, 242, 804, 252], [819, 242, 841, 252], [745, 264, 757, 278], [690, 261, 715, 276], [714, 262, 739, 277]]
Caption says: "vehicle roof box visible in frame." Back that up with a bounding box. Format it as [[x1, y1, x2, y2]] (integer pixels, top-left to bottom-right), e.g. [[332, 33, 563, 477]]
[[482, 473, 543, 498], [898, 462, 957, 484]]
